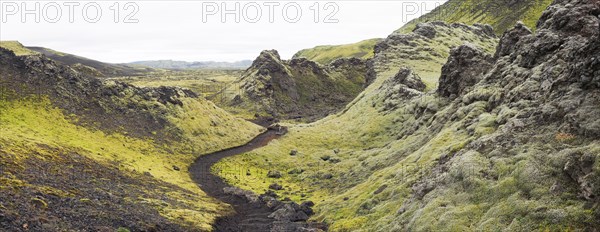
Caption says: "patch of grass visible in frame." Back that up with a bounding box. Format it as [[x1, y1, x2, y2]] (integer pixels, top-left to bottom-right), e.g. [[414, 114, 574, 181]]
[[0, 41, 38, 56], [293, 39, 381, 64], [397, 0, 554, 34], [114, 69, 242, 98]]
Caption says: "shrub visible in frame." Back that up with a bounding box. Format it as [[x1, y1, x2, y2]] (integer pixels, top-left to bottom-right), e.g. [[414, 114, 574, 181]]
[[555, 133, 576, 143]]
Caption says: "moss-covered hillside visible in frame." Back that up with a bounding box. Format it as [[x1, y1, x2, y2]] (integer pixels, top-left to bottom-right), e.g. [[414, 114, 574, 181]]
[[292, 39, 380, 65], [293, 0, 551, 66], [0, 47, 263, 231], [0, 42, 153, 77], [397, 0, 553, 35], [216, 0, 600, 230]]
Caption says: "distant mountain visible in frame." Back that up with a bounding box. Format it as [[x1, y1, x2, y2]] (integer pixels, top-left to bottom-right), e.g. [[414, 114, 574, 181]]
[[130, 60, 253, 70], [25, 45, 153, 77]]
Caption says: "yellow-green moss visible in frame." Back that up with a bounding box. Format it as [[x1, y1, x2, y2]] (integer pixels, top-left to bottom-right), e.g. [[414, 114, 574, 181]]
[[0, 41, 38, 56], [0, 96, 261, 230], [293, 39, 381, 64]]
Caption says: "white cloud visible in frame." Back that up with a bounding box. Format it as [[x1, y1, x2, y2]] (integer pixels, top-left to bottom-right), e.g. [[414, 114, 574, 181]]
[[0, 1, 445, 63]]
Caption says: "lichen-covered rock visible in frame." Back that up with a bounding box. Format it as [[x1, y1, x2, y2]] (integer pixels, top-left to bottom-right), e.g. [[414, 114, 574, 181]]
[[481, 0, 600, 136], [267, 170, 282, 178], [269, 183, 284, 190], [413, 23, 437, 39], [494, 22, 533, 58], [223, 186, 260, 203], [393, 68, 427, 91], [329, 57, 366, 69], [563, 153, 597, 200], [377, 67, 426, 111], [251, 49, 288, 76], [437, 44, 495, 98], [368, 21, 499, 93], [268, 204, 309, 222]]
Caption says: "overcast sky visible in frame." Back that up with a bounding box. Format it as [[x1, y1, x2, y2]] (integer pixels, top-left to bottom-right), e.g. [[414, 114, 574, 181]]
[[1, 1, 446, 63]]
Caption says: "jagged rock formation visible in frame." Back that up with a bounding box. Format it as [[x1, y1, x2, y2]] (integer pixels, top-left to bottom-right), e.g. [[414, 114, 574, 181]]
[[368, 21, 498, 89], [494, 22, 534, 58], [378, 68, 426, 111], [217, 49, 368, 122], [394, 0, 600, 229], [437, 44, 495, 98], [479, 0, 600, 137]]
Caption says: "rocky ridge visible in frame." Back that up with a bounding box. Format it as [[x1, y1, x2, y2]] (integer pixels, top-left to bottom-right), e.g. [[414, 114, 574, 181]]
[[393, 0, 600, 229], [219, 49, 368, 122], [1, 48, 196, 141]]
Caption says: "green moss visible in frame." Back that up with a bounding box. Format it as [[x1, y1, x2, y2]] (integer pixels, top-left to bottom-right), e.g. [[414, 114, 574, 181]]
[[293, 39, 381, 64], [116, 227, 130, 232], [0, 41, 38, 56], [30, 197, 48, 209], [0, 97, 260, 229], [397, 0, 553, 35]]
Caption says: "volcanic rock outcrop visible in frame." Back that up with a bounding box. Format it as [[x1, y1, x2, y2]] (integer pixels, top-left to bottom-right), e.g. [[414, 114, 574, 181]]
[[220, 49, 368, 122]]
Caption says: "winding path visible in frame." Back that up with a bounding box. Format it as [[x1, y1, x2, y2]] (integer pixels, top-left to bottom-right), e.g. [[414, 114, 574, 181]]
[[189, 128, 284, 231]]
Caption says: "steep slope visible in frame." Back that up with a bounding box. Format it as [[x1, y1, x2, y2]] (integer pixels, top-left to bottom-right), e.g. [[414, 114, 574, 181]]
[[397, 0, 554, 35], [215, 50, 368, 122], [0, 41, 38, 56], [366, 22, 497, 90], [216, 21, 497, 228], [215, 0, 600, 230], [292, 39, 381, 65], [25, 45, 153, 77], [293, 0, 551, 66], [0, 48, 263, 231]]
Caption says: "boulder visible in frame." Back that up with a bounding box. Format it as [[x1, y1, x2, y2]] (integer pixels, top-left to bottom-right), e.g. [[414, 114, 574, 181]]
[[268, 204, 309, 222], [391, 68, 426, 91], [413, 23, 437, 39], [267, 170, 282, 178], [269, 183, 283, 190], [437, 44, 495, 98], [494, 22, 533, 58]]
